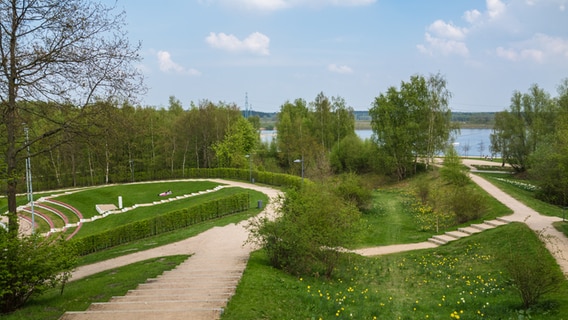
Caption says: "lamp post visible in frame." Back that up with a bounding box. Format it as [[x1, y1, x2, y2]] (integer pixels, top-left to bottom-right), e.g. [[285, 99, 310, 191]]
[[24, 126, 35, 234], [294, 155, 304, 183], [245, 154, 252, 183]]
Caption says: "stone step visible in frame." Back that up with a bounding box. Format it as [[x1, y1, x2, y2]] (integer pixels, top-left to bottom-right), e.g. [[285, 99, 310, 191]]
[[444, 230, 470, 239], [496, 217, 512, 224], [470, 223, 495, 231], [126, 287, 236, 296], [430, 234, 457, 244], [484, 219, 509, 227], [160, 268, 244, 276], [458, 226, 483, 235], [60, 309, 222, 320], [137, 282, 237, 290], [428, 237, 446, 246], [146, 276, 241, 283], [87, 299, 226, 311], [110, 293, 232, 302]]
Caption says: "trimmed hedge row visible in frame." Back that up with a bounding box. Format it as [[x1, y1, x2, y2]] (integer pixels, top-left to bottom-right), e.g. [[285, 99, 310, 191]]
[[72, 192, 250, 255], [17, 167, 306, 193]]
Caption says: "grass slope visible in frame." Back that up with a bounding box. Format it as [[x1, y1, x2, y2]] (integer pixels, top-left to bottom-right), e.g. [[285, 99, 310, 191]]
[[224, 223, 568, 319]]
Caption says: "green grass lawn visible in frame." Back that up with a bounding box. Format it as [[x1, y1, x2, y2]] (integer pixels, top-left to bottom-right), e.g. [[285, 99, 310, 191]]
[[223, 223, 568, 319], [72, 187, 262, 238], [351, 189, 433, 247], [2, 255, 189, 320], [54, 180, 222, 218], [350, 178, 513, 249]]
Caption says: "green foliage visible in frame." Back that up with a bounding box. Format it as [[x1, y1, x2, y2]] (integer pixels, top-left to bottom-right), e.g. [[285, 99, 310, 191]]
[[329, 134, 376, 174], [440, 146, 471, 187], [0, 232, 77, 314], [248, 183, 360, 278], [328, 172, 373, 212], [491, 84, 557, 172], [369, 73, 455, 180], [213, 116, 258, 168], [72, 193, 250, 255], [501, 228, 563, 309]]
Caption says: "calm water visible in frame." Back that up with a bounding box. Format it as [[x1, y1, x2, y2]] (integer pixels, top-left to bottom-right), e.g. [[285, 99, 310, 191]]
[[261, 128, 494, 157]]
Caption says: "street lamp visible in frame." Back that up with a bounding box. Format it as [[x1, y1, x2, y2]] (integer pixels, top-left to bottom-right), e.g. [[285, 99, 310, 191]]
[[24, 126, 35, 234], [245, 154, 252, 183], [294, 155, 304, 183]]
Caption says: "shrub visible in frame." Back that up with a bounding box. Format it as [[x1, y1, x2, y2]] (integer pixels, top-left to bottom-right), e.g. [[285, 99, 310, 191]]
[[248, 184, 360, 278], [502, 227, 563, 309], [0, 232, 77, 314]]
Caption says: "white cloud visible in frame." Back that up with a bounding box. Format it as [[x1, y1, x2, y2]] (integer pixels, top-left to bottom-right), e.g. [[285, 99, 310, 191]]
[[463, 9, 481, 23], [428, 20, 467, 40], [200, 0, 375, 12], [206, 32, 270, 55], [496, 33, 568, 62], [328, 64, 353, 74], [487, 0, 507, 19], [417, 33, 469, 57], [157, 51, 201, 76]]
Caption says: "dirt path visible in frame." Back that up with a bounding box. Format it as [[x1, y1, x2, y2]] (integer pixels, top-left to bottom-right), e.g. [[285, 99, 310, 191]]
[[70, 180, 281, 281]]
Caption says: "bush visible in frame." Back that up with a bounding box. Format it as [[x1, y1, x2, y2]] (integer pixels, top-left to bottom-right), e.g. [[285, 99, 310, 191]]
[[502, 227, 563, 309], [0, 232, 77, 314], [248, 184, 360, 278], [329, 172, 373, 212]]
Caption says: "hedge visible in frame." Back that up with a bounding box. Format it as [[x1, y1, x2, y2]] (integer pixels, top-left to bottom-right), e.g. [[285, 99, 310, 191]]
[[72, 192, 250, 255], [9, 167, 306, 194]]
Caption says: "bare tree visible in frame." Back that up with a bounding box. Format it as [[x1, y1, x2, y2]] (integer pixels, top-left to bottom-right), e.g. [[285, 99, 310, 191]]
[[0, 0, 144, 235]]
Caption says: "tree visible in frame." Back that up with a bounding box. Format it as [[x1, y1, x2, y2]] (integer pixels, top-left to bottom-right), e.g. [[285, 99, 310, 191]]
[[0, 0, 144, 235], [490, 84, 555, 172], [529, 78, 568, 205], [213, 117, 258, 168], [423, 73, 454, 167], [369, 74, 454, 180]]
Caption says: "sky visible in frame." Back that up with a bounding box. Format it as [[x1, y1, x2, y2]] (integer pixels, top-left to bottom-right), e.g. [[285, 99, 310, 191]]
[[109, 0, 568, 112]]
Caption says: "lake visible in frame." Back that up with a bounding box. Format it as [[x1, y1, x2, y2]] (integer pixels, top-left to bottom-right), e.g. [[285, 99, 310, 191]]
[[261, 128, 495, 157]]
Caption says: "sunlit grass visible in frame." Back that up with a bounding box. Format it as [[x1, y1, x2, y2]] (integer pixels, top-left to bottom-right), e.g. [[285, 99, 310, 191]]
[[224, 223, 568, 319]]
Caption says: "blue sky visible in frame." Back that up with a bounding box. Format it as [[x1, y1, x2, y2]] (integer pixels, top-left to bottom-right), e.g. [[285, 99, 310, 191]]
[[112, 0, 568, 112]]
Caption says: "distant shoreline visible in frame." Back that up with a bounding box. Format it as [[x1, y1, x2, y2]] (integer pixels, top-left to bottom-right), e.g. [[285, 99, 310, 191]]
[[354, 121, 493, 130]]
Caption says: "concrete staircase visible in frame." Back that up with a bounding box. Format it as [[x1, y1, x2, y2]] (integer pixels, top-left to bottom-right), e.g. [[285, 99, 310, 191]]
[[428, 217, 511, 245], [61, 237, 250, 320]]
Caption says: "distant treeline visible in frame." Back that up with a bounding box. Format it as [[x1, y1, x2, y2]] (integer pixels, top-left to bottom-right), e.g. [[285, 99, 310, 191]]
[[247, 110, 495, 127]]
